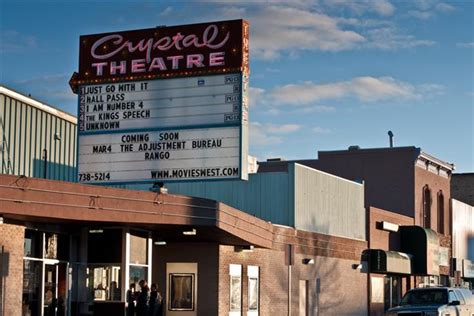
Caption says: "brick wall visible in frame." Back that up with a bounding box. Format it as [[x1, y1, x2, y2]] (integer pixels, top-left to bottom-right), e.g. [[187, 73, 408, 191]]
[[218, 224, 369, 316], [0, 223, 25, 316], [218, 245, 289, 316], [452, 174, 474, 206], [368, 207, 414, 250], [218, 245, 368, 316], [414, 166, 451, 234]]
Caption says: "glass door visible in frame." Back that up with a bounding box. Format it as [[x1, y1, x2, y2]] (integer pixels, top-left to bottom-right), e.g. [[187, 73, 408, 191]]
[[43, 264, 58, 316], [383, 276, 401, 311], [43, 263, 68, 316], [56, 263, 68, 316]]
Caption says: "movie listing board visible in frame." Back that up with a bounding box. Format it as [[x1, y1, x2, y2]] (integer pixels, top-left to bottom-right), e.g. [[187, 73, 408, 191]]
[[78, 73, 245, 133], [78, 126, 242, 183]]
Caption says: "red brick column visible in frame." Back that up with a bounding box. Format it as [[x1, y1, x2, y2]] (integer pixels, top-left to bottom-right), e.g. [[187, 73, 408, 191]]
[[0, 223, 25, 316]]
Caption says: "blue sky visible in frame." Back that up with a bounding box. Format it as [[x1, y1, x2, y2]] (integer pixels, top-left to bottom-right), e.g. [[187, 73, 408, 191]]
[[1, 0, 473, 172]]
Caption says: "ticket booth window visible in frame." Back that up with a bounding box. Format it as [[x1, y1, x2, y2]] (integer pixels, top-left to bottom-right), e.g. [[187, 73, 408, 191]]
[[87, 229, 122, 302]]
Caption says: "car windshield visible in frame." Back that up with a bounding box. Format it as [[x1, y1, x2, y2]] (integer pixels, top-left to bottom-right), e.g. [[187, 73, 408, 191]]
[[400, 289, 448, 306]]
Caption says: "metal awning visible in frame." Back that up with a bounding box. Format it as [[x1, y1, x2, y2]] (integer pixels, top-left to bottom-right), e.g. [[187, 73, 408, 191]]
[[368, 249, 412, 275], [400, 225, 440, 275]]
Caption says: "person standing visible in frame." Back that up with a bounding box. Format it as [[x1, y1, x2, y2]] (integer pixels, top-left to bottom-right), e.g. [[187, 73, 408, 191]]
[[126, 283, 136, 316], [136, 280, 150, 316], [148, 284, 159, 316], [148, 283, 162, 316]]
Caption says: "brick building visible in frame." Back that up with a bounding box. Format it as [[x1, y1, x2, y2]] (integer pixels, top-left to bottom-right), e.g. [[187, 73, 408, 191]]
[[0, 88, 369, 316], [0, 174, 368, 316], [452, 173, 474, 206], [258, 146, 455, 314], [259, 147, 454, 235]]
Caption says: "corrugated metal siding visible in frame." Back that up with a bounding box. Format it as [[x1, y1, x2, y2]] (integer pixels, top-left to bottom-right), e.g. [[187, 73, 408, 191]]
[[452, 199, 474, 259], [166, 172, 293, 226], [293, 163, 366, 240], [0, 93, 77, 181]]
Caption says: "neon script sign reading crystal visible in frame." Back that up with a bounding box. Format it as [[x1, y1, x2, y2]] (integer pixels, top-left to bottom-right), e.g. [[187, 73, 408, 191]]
[[89, 24, 230, 76]]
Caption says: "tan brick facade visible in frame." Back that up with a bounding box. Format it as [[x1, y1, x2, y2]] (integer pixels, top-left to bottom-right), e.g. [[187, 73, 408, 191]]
[[218, 226, 368, 316], [0, 223, 25, 316], [218, 245, 368, 316]]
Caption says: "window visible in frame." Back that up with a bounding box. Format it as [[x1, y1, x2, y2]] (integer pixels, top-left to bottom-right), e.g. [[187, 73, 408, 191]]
[[448, 290, 458, 303], [371, 277, 384, 304], [384, 276, 401, 311], [44, 233, 69, 260], [248, 266, 259, 315], [248, 278, 259, 310], [24, 230, 42, 258], [229, 264, 242, 315], [128, 231, 150, 293], [87, 265, 121, 301], [130, 233, 147, 265], [437, 191, 444, 234], [423, 185, 431, 228], [129, 265, 147, 292]]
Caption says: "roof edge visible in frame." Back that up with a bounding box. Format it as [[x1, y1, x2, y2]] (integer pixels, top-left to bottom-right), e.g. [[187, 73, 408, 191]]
[[0, 85, 77, 124]]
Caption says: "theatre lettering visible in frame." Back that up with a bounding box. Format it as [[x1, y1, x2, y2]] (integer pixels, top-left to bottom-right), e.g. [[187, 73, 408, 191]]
[[77, 20, 248, 82]]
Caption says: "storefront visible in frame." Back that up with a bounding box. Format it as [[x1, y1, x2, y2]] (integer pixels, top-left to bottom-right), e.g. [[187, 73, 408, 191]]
[[453, 258, 474, 289], [18, 225, 153, 316], [461, 259, 474, 289], [0, 174, 369, 316], [367, 249, 412, 313], [365, 208, 453, 316]]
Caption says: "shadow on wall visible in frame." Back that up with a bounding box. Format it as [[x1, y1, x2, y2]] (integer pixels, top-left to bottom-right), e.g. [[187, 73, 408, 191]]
[[285, 221, 360, 314], [32, 159, 76, 182], [312, 260, 347, 316], [0, 249, 10, 316]]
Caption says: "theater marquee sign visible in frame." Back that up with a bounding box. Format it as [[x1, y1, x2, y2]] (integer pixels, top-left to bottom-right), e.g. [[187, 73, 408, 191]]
[[71, 20, 249, 184]]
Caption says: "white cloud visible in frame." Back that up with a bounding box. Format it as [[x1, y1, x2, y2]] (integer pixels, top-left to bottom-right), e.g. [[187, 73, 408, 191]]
[[266, 68, 281, 73], [373, 0, 396, 15], [269, 76, 443, 105], [210, 3, 435, 58], [365, 27, 436, 49], [216, 5, 366, 59], [312, 127, 332, 134], [457, 42, 474, 48], [0, 30, 37, 53], [407, 0, 456, 19], [407, 10, 434, 19], [266, 123, 301, 134], [250, 122, 301, 146], [417, 83, 446, 96], [299, 105, 337, 113], [324, 0, 395, 16], [249, 87, 266, 107], [159, 6, 173, 16], [435, 2, 455, 12]]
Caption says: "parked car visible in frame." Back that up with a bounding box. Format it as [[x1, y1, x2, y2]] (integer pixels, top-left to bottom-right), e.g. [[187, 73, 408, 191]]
[[385, 287, 474, 315]]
